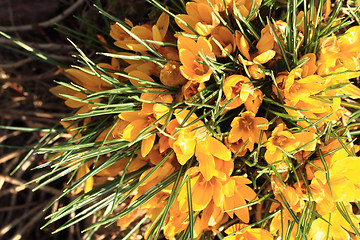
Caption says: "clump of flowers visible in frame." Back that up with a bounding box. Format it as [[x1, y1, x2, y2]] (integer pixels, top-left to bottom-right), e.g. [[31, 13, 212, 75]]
[[30, 0, 360, 239]]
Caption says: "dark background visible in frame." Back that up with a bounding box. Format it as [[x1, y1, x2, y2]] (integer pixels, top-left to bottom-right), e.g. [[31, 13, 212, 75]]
[[0, 0, 158, 239]]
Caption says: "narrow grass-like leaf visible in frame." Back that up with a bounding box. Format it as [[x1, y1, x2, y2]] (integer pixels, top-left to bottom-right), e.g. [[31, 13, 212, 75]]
[[0, 30, 64, 67]]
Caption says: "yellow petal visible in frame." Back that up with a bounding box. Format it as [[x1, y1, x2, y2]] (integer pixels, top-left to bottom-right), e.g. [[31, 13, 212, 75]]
[[122, 118, 147, 141], [212, 179, 224, 207], [223, 179, 235, 197], [84, 175, 94, 193], [207, 136, 231, 161], [155, 12, 169, 40], [246, 228, 274, 240], [294, 131, 317, 152], [152, 25, 162, 42], [192, 180, 213, 211], [341, 84, 360, 98], [197, 142, 216, 181], [253, 50, 276, 64], [141, 133, 156, 157], [238, 32, 251, 61], [128, 70, 154, 87]]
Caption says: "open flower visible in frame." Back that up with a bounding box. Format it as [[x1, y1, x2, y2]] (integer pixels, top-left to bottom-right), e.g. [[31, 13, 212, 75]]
[[110, 12, 169, 52], [233, 0, 262, 19], [310, 156, 360, 214], [182, 81, 206, 100], [282, 68, 325, 105], [175, 1, 220, 36], [265, 124, 317, 165], [235, 30, 275, 80], [209, 26, 235, 57], [221, 74, 263, 113], [178, 35, 216, 82], [177, 169, 256, 223], [177, 168, 224, 211], [228, 111, 268, 152], [222, 176, 257, 223], [195, 135, 233, 181]]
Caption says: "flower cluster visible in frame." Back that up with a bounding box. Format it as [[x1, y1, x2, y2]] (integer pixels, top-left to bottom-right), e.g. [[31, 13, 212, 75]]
[[45, 0, 360, 239]]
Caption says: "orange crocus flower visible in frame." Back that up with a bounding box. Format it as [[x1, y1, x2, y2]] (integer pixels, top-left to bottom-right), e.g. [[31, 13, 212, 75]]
[[166, 110, 204, 165], [265, 124, 317, 165], [177, 168, 256, 223], [222, 74, 263, 113], [228, 111, 268, 152], [195, 135, 233, 181], [176, 1, 220, 36], [110, 12, 169, 52], [181, 81, 206, 100], [233, 0, 262, 20], [118, 111, 158, 157], [235, 30, 275, 80], [178, 168, 222, 211], [283, 68, 325, 105], [310, 155, 360, 215], [117, 89, 173, 157], [209, 26, 235, 57], [178, 35, 216, 82], [222, 176, 257, 223]]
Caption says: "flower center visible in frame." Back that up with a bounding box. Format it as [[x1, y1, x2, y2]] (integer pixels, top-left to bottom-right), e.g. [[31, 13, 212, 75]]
[[146, 114, 157, 125], [232, 82, 243, 96], [239, 116, 253, 130]]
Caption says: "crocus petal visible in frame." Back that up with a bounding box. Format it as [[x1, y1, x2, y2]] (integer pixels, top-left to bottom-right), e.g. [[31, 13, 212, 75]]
[[122, 118, 147, 141], [192, 180, 213, 211], [253, 50, 276, 64], [141, 133, 156, 157], [155, 12, 169, 40], [207, 136, 231, 161]]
